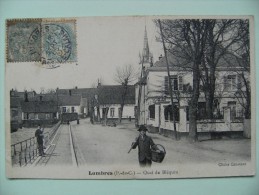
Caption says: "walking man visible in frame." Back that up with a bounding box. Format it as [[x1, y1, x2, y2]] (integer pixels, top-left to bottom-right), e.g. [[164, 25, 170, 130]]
[[131, 125, 157, 167], [35, 124, 45, 156]]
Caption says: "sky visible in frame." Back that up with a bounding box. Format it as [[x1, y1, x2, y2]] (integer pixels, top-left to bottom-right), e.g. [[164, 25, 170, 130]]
[[6, 16, 163, 93]]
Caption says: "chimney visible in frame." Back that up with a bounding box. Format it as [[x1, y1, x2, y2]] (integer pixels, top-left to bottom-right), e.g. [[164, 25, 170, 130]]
[[10, 89, 14, 97], [24, 90, 29, 102], [97, 79, 101, 88], [75, 86, 78, 89], [69, 89, 72, 96], [159, 54, 163, 61]]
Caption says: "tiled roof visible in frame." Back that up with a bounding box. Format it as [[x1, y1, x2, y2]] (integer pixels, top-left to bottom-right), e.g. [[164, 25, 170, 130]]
[[58, 88, 97, 99], [153, 48, 245, 70], [21, 101, 58, 113], [97, 85, 135, 105], [29, 94, 58, 102], [10, 97, 23, 108], [58, 95, 81, 106], [153, 49, 192, 69]]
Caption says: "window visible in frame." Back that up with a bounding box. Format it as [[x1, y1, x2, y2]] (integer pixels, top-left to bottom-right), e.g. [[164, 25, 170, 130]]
[[224, 75, 237, 91], [11, 110, 18, 118], [62, 107, 66, 113], [71, 107, 75, 113], [164, 105, 179, 122], [228, 101, 236, 120], [24, 113, 29, 120], [171, 76, 178, 91], [164, 75, 183, 94], [28, 113, 35, 120], [102, 108, 109, 118], [110, 108, 115, 118], [149, 105, 155, 119], [46, 113, 51, 119]]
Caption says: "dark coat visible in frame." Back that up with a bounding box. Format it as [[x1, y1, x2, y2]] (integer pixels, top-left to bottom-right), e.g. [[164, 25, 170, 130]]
[[132, 135, 155, 161], [35, 128, 43, 144]]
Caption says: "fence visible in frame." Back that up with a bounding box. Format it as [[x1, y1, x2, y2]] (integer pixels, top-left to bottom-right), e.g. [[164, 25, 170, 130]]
[[11, 121, 61, 167]]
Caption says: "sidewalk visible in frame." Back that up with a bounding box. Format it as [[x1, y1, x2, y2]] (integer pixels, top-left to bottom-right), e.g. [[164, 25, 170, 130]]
[[34, 124, 75, 167]]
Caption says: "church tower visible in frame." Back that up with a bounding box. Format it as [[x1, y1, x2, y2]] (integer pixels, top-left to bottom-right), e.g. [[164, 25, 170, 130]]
[[140, 26, 153, 69]]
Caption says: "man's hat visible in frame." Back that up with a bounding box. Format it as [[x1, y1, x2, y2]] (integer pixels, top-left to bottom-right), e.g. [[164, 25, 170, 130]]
[[138, 125, 148, 131]]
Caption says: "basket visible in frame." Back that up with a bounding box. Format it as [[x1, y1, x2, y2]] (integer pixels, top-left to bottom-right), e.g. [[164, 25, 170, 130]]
[[151, 144, 166, 163]]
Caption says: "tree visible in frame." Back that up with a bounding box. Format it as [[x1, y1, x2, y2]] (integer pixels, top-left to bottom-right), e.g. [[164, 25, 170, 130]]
[[227, 19, 251, 119], [155, 19, 251, 140], [97, 89, 110, 126], [114, 64, 136, 123], [200, 19, 248, 119], [155, 19, 210, 141]]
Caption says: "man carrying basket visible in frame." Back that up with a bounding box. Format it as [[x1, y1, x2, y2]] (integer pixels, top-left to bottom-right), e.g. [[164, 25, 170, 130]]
[[130, 125, 159, 167]]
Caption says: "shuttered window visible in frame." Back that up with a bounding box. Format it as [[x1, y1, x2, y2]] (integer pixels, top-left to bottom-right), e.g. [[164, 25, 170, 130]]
[[164, 75, 183, 95], [224, 75, 237, 91]]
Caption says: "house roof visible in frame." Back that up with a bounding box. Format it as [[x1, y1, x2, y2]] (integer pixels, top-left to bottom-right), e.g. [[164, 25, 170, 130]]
[[29, 94, 58, 102], [10, 90, 37, 99], [58, 95, 81, 106], [21, 101, 58, 113], [58, 88, 94, 95], [58, 88, 97, 99], [97, 85, 135, 105], [153, 49, 192, 70], [10, 97, 23, 108], [153, 48, 246, 70], [81, 88, 98, 99]]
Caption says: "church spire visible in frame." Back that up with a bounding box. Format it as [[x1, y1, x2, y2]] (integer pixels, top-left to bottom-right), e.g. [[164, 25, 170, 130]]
[[142, 26, 150, 64]]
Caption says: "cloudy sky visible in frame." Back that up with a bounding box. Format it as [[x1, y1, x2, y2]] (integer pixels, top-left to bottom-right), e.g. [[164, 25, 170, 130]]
[[6, 16, 163, 93]]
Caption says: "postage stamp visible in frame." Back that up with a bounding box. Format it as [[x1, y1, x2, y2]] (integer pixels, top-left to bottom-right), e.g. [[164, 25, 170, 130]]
[[6, 19, 42, 62], [6, 18, 77, 64]]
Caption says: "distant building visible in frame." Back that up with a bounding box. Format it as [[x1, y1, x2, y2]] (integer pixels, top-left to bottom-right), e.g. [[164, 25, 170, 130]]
[[10, 97, 23, 131], [21, 101, 59, 127], [96, 85, 135, 120], [58, 94, 82, 115], [57, 88, 97, 117]]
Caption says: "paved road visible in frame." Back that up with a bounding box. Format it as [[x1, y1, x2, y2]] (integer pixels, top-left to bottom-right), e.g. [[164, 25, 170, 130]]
[[71, 119, 251, 167], [70, 119, 139, 166], [35, 118, 251, 168]]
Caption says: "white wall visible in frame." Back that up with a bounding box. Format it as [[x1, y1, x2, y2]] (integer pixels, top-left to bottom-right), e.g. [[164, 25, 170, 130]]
[[99, 104, 135, 119], [61, 105, 81, 114]]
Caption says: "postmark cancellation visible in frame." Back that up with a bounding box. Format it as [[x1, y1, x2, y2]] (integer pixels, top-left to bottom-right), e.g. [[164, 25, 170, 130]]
[[6, 18, 77, 64]]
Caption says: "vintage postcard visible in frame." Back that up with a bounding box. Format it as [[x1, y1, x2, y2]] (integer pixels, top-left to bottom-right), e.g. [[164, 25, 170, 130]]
[[5, 16, 255, 179]]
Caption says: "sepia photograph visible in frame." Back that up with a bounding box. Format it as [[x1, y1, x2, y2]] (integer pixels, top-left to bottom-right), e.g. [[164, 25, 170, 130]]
[[5, 16, 255, 179]]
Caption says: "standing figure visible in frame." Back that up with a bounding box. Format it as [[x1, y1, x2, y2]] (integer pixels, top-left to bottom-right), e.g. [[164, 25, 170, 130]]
[[131, 125, 157, 167], [41, 127, 46, 149], [35, 125, 45, 156]]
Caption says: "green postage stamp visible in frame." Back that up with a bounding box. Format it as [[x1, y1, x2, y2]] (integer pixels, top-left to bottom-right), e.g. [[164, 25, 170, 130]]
[[6, 18, 77, 64]]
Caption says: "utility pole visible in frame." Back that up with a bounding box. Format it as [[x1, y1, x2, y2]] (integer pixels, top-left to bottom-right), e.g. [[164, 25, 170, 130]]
[[158, 19, 178, 140], [137, 55, 145, 126]]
